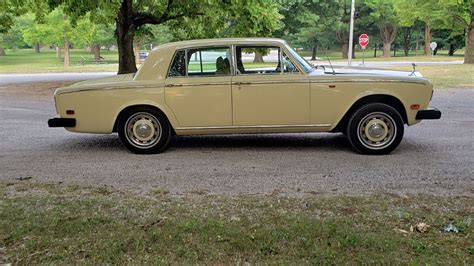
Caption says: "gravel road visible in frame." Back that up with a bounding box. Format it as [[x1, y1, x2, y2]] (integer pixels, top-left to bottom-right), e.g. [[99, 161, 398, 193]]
[[0, 82, 473, 196]]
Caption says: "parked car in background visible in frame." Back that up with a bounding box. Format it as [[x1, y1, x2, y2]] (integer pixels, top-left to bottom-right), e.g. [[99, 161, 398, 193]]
[[48, 38, 441, 155], [139, 51, 149, 62]]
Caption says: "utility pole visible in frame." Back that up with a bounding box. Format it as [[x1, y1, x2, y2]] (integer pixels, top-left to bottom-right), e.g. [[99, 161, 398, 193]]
[[347, 0, 355, 67]]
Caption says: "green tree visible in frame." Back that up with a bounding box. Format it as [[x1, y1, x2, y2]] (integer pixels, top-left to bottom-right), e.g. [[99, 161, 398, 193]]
[[334, 0, 377, 59], [47, 0, 211, 74], [0, 0, 26, 55], [438, 0, 474, 63], [395, 0, 446, 56], [366, 0, 399, 57], [74, 16, 116, 61], [22, 14, 49, 53], [47, 0, 283, 74], [1, 0, 49, 55], [274, 0, 340, 60], [0, 14, 34, 51]]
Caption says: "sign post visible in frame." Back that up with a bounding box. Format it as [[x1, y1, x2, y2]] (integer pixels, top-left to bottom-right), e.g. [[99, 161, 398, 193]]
[[347, 0, 356, 67], [359, 34, 369, 66]]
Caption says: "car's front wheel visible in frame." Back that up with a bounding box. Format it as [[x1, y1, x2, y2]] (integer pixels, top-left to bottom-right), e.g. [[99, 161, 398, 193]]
[[118, 107, 171, 154], [346, 103, 404, 155]]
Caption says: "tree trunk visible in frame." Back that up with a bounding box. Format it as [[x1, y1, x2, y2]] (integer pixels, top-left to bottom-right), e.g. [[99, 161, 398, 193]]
[[64, 37, 70, 67], [341, 43, 348, 59], [92, 44, 101, 61], [380, 24, 397, 58], [311, 46, 317, 60], [383, 42, 391, 58], [336, 30, 350, 59], [401, 27, 412, 56], [253, 52, 264, 63], [0, 48, 5, 56], [374, 44, 377, 57], [448, 44, 456, 56], [34, 43, 40, 53], [415, 31, 419, 56], [464, 3, 474, 64], [134, 41, 141, 65], [424, 23, 432, 56], [115, 0, 138, 74], [56, 46, 61, 62]]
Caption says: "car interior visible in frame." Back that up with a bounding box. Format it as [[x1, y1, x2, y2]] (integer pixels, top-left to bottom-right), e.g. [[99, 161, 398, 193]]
[[168, 45, 298, 77]]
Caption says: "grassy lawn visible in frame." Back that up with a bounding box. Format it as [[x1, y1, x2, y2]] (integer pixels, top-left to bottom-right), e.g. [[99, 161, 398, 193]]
[[301, 49, 465, 62], [0, 181, 472, 264], [0, 49, 119, 73], [1, 48, 467, 74], [1, 49, 472, 90], [390, 64, 474, 89]]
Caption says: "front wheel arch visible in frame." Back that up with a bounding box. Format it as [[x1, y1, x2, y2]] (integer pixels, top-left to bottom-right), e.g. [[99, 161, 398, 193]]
[[331, 94, 407, 133], [346, 103, 405, 155]]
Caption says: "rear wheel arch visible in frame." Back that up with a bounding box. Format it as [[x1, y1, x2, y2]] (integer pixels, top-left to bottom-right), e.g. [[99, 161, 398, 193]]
[[332, 94, 407, 133], [113, 104, 175, 134]]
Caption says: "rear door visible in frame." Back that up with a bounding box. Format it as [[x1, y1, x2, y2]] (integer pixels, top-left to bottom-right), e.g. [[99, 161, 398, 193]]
[[165, 47, 233, 127]]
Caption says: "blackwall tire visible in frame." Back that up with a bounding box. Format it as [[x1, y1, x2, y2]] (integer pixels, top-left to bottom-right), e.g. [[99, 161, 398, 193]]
[[346, 103, 404, 155], [118, 107, 171, 154]]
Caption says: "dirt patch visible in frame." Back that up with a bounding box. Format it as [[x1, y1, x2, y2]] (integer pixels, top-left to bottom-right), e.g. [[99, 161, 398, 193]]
[[0, 81, 76, 100]]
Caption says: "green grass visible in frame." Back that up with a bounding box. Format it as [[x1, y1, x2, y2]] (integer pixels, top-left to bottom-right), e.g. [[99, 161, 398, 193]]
[[0, 49, 119, 73], [0, 48, 468, 74], [301, 49, 465, 62], [390, 64, 474, 89], [1, 181, 472, 264]]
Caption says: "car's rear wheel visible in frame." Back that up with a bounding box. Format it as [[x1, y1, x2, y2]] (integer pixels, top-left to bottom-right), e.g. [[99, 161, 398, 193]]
[[346, 103, 404, 155], [118, 107, 171, 154]]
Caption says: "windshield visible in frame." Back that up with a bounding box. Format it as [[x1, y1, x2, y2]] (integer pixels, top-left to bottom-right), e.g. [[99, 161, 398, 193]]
[[285, 44, 313, 73]]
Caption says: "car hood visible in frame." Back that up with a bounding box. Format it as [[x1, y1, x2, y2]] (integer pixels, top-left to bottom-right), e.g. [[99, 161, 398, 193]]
[[309, 66, 424, 79], [55, 73, 135, 95]]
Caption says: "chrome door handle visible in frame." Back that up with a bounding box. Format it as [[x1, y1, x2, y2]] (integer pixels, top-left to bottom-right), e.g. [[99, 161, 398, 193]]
[[234, 82, 251, 85], [165, 84, 183, 87]]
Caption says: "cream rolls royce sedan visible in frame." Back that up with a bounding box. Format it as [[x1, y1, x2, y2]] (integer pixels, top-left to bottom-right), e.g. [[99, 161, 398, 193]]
[[48, 38, 441, 155]]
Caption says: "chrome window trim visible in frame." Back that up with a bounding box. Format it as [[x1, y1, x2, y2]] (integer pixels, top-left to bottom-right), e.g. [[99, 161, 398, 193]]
[[166, 45, 233, 79]]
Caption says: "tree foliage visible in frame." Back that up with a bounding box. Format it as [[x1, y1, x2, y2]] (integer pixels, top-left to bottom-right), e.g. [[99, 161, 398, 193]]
[[1, 0, 473, 64]]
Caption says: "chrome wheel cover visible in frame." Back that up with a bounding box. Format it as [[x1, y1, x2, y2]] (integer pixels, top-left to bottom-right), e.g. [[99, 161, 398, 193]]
[[357, 112, 397, 150], [125, 112, 162, 149]]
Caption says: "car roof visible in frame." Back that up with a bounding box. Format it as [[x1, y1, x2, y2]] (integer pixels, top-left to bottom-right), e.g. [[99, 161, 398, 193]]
[[154, 38, 287, 51]]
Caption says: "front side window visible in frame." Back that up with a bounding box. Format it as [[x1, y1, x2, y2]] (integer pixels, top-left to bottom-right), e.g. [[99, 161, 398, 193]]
[[282, 52, 299, 73], [235, 46, 281, 75], [285, 44, 313, 73]]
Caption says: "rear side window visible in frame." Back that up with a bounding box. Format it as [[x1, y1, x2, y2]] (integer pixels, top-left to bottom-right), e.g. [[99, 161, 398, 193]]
[[168, 47, 231, 77], [168, 50, 186, 77], [188, 47, 231, 76]]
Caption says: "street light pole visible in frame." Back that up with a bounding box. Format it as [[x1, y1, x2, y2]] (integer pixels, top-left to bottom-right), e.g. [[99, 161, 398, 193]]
[[347, 0, 355, 67]]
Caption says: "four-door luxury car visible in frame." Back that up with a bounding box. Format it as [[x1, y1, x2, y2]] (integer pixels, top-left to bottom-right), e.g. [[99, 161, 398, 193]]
[[48, 38, 441, 155]]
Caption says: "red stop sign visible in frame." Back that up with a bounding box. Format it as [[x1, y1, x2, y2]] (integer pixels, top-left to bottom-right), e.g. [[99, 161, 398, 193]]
[[359, 34, 369, 49]]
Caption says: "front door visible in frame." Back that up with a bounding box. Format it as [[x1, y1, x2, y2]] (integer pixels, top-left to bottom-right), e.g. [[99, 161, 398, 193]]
[[165, 47, 233, 127], [232, 46, 310, 126]]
